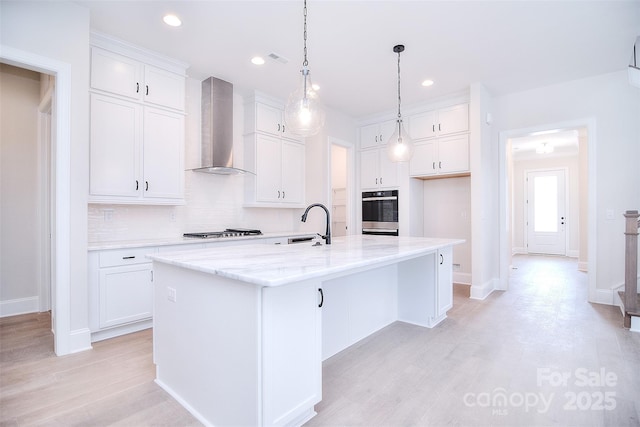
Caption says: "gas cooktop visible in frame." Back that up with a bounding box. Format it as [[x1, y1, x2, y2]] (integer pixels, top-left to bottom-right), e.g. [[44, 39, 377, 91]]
[[183, 228, 263, 239]]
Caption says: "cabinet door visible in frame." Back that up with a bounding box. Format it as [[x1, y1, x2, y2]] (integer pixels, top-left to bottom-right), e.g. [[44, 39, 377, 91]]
[[256, 134, 283, 202], [144, 66, 185, 111], [281, 140, 305, 204], [262, 282, 321, 426], [438, 104, 469, 135], [359, 149, 380, 189], [408, 111, 437, 140], [99, 264, 153, 328], [437, 247, 453, 316], [143, 108, 184, 200], [378, 149, 398, 188], [90, 47, 142, 100], [255, 102, 284, 136], [90, 94, 142, 197], [359, 123, 380, 150], [438, 134, 469, 174], [409, 141, 438, 177], [379, 119, 398, 146]]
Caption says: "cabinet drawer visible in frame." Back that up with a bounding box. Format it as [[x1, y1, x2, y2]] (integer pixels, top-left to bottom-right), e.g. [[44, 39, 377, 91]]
[[99, 247, 157, 267]]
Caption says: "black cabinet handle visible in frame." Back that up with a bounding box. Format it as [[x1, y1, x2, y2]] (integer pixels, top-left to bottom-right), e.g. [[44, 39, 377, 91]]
[[282, 124, 285, 133], [282, 191, 285, 199], [277, 124, 281, 132], [432, 124, 435, 133], [438, 123, 441, 131], [135, 180, 139, 190], [439, 161, 442, 169], [136, 82, 139, 93], [123, 256, 136, 260], [145, 181, 149, 191], [318, 288, 324, 308], [146, 85, 149, 96], [432, 162, 436, 170], [440, 253, 444, 265]]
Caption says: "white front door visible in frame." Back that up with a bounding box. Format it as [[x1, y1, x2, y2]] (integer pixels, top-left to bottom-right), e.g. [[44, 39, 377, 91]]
[[526, 169, 566, 255]]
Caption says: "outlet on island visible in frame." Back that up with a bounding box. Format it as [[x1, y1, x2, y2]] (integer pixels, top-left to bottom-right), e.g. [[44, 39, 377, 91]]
[[167, 287, 177, 302]]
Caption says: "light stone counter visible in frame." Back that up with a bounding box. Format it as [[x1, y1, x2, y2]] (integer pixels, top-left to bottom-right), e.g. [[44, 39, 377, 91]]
[[148, 234, 464, 287]]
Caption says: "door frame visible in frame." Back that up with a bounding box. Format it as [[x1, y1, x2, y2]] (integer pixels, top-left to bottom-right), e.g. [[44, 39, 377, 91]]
[[499, 118, 598, 303], [327, 137, 355, 236], [38, 85, 54, 312], [524, 167, 568, 256], [1, 45, 72, 355]]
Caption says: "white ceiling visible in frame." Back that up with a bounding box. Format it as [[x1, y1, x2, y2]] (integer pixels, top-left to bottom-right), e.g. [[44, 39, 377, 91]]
[[78, 0, 640, 119]]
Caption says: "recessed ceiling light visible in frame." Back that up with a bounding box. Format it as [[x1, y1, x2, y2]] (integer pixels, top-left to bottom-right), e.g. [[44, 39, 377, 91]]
[[251, 56, 265, 65], [163, 14, 182, 27], [421, 79, 434, 87]]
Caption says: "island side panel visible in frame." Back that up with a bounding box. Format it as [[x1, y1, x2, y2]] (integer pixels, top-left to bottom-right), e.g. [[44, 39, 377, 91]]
[[153, 263, 261, 426], [397, 252, 438, 327]]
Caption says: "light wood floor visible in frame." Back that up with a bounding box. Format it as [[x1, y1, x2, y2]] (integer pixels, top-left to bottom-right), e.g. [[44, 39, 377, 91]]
[[1, 255, 639, 426]]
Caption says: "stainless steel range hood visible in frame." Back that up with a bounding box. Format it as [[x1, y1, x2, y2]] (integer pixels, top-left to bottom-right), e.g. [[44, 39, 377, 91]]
[[192, 76, 251, 175]]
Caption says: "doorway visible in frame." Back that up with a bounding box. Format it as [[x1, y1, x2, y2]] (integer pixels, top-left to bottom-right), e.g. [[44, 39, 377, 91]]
[[329, 139, 354, 237], [526, 168, 567, 255], [500, 122, 595, 301]]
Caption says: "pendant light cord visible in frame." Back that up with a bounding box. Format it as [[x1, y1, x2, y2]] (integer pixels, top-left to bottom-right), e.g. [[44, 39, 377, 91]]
[[396, 49, 402, 120], [303, 0, 308, 67]]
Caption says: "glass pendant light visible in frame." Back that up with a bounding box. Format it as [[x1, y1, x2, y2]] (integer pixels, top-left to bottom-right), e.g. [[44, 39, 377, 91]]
[[387, 44, 414, 162], [284, 0, 325, 137]]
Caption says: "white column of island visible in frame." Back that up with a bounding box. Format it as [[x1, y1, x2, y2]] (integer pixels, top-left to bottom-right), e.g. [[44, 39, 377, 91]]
[[148, 234, 464, 427]]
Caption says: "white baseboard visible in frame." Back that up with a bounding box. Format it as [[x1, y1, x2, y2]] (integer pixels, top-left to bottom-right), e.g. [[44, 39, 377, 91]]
[[470, 278, 498, 300], [512, 247, 527, 255], [566, 250, 579, 258], [453, 272, 471, 285], [0, 296, 39, 318], [91, 319, 153, 343], [577, 261, 588, 272], [68, 328, 92, 354]]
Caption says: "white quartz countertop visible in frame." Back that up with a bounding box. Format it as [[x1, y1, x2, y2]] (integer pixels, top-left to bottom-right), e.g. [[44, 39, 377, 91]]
[[148, 235, 465, 287], [87, 231, 317, 251]]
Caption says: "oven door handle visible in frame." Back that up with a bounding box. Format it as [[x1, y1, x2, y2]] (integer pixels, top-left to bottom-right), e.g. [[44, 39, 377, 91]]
[[362, 196, 397, 201]]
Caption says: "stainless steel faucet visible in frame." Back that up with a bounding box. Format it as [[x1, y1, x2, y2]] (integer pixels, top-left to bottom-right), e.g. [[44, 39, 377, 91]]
[[301, 203, 331, 245]]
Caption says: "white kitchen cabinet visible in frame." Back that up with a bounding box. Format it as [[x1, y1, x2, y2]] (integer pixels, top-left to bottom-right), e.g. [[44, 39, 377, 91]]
[[437, 247, 454, 317], [89, 94, 184, 203], [408, 103, 468, 140], [359, 120, 397, 150], [89, 37, 186, 205], [360, 147, 398, 190], [91, 46, 185, 111], [409, 134, 469, 178], [244, 95, 306, 207], [89, 246, 158, 341]]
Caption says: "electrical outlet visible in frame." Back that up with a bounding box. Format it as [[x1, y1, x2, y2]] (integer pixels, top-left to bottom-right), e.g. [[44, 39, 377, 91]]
[[167, 287, 177, 302]]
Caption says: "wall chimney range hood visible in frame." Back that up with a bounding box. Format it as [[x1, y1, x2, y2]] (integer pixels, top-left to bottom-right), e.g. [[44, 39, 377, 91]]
[[192, 76, 251, 175]]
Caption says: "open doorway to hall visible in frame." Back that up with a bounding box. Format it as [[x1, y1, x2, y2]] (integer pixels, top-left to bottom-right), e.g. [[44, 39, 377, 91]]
[[507, 127, 589, 274], [0, 63, 54, 344]]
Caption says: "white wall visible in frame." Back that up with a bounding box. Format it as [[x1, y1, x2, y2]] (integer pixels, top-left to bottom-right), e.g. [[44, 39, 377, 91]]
[[1, 1, 90, 346], [511, 154, 581, 256], [422, 177, 471, 284], [493, 70, 640, 294], [0, 64, 41, 315]]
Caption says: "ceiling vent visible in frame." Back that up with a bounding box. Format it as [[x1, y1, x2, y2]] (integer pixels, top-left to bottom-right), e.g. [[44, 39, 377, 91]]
[[268, 52, 289, 64]]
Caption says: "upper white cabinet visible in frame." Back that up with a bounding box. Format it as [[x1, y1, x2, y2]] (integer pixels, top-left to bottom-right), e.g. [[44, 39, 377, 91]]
[[359, 119, 399, 190], [89, 35, 187, 205], [410, 134, 469, 177], [91, 47, 185, 111], [359, 120, 397, 150], [244, 95, 306, 207], [408, 104, 468, 140], [408, 103, 470, 179]]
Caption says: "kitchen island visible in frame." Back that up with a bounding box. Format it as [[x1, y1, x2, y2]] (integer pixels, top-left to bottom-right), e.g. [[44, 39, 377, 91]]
[[148, 235, 463, 427]]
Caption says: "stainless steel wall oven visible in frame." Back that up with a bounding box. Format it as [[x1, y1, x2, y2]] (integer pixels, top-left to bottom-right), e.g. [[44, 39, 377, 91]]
[[362, 190, 399, 236]]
